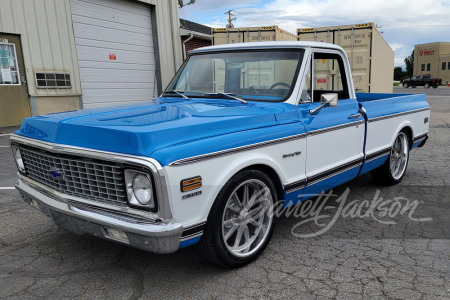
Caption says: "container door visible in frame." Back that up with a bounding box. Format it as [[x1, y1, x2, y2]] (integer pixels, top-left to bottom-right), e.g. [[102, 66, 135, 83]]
[[334, 28, 372, 92], [0, 34, 31, 127], [212, 31, 244, 45], [298, 31, 332, 43], [244, 30, 276, 43]]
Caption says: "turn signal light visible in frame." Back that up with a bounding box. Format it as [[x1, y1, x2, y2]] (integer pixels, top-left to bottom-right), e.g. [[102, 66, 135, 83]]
[[180, 176, 202, 192]]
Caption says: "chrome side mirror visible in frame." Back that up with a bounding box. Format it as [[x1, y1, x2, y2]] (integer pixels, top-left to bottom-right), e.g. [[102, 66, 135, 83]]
[[309, 93, 339, 114]]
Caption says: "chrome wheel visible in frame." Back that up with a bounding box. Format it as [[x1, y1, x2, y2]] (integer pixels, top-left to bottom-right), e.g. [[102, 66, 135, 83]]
[[390, 132, 409, 180], [221, 179, 273, 258]]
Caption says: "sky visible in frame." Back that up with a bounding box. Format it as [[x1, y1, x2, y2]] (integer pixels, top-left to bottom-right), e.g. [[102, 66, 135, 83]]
[[179, 0, 450, 69]]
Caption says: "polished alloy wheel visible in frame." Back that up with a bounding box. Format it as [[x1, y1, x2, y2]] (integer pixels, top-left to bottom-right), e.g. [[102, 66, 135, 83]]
[[390, 132, 409, 180], [221, 179, 273, 258]]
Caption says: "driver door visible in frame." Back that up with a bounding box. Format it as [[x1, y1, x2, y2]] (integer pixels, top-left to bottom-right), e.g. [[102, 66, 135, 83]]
[[299, 50, 365, 200]]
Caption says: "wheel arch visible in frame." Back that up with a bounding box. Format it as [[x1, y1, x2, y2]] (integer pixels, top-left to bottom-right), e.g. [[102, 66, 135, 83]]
[[399, 125, 413, 149], [240, 164, 285, 202]]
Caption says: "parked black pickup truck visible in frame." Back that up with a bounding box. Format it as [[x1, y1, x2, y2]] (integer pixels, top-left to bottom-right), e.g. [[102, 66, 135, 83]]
[[403, 75, 442, 88]]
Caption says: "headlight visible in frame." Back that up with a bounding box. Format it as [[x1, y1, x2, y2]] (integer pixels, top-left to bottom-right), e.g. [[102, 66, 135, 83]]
[[124, 169, 155, 209], [11, 145, 26, 173]]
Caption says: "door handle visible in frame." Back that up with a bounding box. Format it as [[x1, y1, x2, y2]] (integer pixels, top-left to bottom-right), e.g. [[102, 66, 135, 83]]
[[349, 113, 362, 119]]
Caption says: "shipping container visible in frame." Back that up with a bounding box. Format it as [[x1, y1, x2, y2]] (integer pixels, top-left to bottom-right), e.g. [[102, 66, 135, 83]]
[[297, 22, 394, 93], [212, 26, 297, 45]]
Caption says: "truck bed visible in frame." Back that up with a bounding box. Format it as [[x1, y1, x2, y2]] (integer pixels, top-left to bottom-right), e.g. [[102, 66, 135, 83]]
[[356, 93, 428, 120]]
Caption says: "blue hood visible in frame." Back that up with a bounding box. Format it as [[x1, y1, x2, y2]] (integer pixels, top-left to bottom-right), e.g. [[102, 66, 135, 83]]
[[16, 98, 299, 158]]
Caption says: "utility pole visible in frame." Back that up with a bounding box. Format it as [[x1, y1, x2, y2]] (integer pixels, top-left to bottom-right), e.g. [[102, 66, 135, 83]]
[[225, 10, 236, 28]]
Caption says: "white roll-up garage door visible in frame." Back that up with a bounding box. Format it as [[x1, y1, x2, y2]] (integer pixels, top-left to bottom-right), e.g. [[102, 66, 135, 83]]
[[70, 0, 157, 108]]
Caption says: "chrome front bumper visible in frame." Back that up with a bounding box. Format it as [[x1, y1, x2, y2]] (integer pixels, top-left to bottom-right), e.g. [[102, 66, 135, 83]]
[[15, 178, 183, 254]]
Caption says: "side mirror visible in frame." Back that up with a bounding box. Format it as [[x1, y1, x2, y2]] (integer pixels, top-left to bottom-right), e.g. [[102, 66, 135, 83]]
[[321, 93, 338, 107], [309, 93, 339, 114]]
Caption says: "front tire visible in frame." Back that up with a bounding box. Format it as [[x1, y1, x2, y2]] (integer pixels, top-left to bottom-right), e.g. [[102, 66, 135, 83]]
[[371, 131, 410, 185], [199, 170, 276, 268], [424, 82, 430, 88], [403, 82, 409, 88]]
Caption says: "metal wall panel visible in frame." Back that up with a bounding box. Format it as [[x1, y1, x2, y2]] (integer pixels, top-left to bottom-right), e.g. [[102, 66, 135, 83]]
[[0, 0, 82, 97]]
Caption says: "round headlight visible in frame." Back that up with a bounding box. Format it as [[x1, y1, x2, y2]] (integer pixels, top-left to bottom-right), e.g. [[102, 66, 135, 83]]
[[132, 174, 152, 205], [13, 146, 25, 172]]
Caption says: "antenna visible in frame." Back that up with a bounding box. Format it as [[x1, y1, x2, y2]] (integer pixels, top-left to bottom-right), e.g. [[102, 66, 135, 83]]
[[225, 10, 236, 28]]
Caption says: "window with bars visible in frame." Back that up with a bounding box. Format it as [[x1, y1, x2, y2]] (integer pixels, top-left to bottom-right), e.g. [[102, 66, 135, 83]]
[[36, 72, 71, 88]]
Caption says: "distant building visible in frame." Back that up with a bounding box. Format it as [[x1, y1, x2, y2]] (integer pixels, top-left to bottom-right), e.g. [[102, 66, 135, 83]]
[[414, 42, 450, 84], [180, 19, 212, 60]]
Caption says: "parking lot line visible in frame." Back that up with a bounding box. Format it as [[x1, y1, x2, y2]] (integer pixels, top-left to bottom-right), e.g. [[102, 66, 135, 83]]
[[0, 145, 10, 148], [0, 133, 12, 137], [0, 187, 15, 190]]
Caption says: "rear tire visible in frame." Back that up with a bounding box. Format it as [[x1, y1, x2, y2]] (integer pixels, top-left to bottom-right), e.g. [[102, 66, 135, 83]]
[[424, 82, 430, 88], [403, 82, 409, 88], [199, 169, 277, 268], [371, 131, 410, 185], [411, 85, 416, 88]]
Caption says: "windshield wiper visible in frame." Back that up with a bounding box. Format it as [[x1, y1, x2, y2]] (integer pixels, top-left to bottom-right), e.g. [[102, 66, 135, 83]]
[[164, 90, 189, 101], [203, 92, 247, 104]]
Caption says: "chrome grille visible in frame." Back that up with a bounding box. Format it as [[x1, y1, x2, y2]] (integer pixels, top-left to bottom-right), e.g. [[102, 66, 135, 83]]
[[19, 145, 127, 206]]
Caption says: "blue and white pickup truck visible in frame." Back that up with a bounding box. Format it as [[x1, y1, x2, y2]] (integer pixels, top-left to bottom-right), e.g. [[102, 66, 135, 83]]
[[10, 42, 429, 267]]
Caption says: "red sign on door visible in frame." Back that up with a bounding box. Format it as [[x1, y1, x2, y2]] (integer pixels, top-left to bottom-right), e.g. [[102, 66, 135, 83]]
[[109, 54, 117, 60], [317, 78, 326, 83]]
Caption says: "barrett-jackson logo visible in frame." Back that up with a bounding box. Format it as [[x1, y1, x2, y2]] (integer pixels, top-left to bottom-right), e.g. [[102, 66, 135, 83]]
[[419, 49, 435, 56]]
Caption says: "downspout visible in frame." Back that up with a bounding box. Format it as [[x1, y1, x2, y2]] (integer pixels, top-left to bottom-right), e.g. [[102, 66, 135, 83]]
[[183, 33, 194, 60]]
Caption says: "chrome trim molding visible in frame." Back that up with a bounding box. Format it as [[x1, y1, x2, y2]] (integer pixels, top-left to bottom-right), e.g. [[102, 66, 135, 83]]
[[308, 120, 364, 137], [368, 107, 429, 123], [169, 121, 364, 167], [305, 158, 363, 187], [284, 178, 306, 194], [10, 134, 172, 220], [413, 133, 428, 142], [365, 147, 390, 163], [169, 132, 308, 166], [284, 158, 363, 193], [181, 221, 206, 241]]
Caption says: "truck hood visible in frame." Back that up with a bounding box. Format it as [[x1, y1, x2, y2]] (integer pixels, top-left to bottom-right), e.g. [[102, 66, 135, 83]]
[[15, 98, 298, 158]]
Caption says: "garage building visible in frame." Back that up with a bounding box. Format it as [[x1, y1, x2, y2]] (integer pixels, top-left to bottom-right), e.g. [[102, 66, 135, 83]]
[[414, 42, 450, 85], [0, 0, 182, 127]]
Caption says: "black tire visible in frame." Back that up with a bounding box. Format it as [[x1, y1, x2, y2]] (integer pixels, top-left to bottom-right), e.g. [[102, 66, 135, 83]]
[[403, 82, 409, 88], [371, 131, 410, 185], [424, 82, 430, 88], [411, 85, 416, 88], [199, 169, 277, 268]]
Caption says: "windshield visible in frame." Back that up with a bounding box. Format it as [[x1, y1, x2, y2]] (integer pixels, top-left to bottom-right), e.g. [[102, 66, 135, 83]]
[[165, 49, 304, 102]]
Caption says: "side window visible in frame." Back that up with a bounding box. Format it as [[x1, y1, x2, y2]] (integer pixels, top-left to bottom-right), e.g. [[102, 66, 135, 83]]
[[311, 52, 349, 102]]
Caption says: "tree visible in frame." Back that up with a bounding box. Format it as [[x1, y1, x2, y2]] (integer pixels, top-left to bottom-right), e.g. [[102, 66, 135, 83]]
[[394, 67, 406, 81], [404, 50, 414, 77]]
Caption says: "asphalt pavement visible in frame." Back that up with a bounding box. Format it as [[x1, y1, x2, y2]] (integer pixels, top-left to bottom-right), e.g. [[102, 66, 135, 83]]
[[0, 87, 449, 299]]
